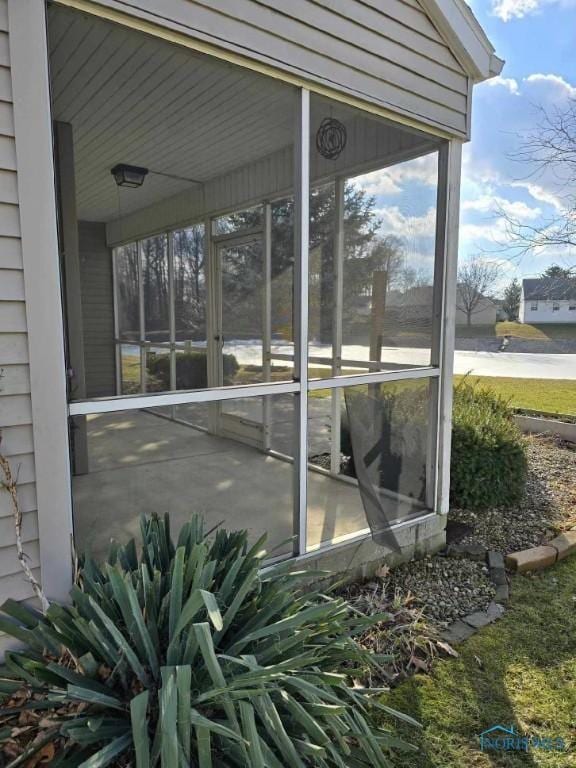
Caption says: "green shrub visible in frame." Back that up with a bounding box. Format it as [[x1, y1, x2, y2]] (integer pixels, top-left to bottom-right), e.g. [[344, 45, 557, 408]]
[[0, 514, 416, 767], [148, 349, 239, 390], [450, 378, 527, 509]]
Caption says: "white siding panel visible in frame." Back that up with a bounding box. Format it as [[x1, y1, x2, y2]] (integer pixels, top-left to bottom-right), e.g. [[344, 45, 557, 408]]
[[0, 541, 40, 579], [0, 482, 37, 519], [0, 267, 24, 298], [0, 101, 15, 137], [0, 424, 34, 456], [0, 333, 28, 364], [0, 570, 40, 605], [0, 169, 18, 202], [0, 236, 22, 268], [0, 1, 7, 34], [0, 134, 16, 170], [84, 0, 469, 135], [0, 510, 38, 547], [0, 65, 11, 102], [0, 363, 30, 395], [0, 394, 33, 427], [0, 203, 20, 236], [0, 300, 26, 331], [0, 31, 9, 67]]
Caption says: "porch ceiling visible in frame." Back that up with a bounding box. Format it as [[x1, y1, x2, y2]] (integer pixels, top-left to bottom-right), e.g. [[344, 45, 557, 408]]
[[48, 6, 297, 222]]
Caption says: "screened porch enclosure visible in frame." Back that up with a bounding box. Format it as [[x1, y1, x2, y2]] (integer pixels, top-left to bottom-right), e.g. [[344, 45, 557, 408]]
[[50, 5, 448, 562]]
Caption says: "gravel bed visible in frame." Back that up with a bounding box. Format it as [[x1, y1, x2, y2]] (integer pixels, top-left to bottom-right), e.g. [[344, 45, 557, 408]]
[[449, 437, 575, 555], [387, 556, 495, 626]]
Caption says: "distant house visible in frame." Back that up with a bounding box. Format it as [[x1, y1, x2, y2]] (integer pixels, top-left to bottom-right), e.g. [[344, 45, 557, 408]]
[[386, 285, 497, 327], [520, 278, 576, 324]]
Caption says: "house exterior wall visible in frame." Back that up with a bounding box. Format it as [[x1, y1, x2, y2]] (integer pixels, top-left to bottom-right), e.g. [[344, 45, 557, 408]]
[[78, 222, 115, 397], [0, 0, 43, 655], [0, 0, 493, 652], [520, 298, 576, 324], [455, 297, 497, 325], [54, 0, 472, 138]]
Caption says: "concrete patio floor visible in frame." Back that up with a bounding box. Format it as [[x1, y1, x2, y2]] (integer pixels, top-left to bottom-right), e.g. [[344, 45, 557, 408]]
[[72, 409, 370, 560]]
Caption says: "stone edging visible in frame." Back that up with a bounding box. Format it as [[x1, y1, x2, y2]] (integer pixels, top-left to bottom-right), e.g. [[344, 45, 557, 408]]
[[441, 529, 576, 645], [441, 548, 508, 646], [506, 530, 576, 573]]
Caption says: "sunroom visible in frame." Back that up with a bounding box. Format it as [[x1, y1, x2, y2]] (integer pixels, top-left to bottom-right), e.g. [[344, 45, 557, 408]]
[[33, 0, 499, 575]]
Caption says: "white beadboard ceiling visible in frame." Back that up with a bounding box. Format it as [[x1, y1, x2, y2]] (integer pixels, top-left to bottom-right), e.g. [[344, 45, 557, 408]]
[[48, 6, 427, 225], [48, 6, 299, 223]]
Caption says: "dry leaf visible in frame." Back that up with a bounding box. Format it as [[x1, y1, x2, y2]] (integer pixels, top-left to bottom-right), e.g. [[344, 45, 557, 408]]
[[24, 741, 55, 768], [436, 640, 459, 657], [375, 565, 390, 579]]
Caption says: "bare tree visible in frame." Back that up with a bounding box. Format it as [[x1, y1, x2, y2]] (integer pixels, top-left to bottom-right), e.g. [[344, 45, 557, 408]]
[[500, 100, 576, 270], [457, 257, 501, 326]]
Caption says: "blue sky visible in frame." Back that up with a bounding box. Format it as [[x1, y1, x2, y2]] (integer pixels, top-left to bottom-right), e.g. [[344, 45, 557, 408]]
[[358, 0, 576, 293], [461, 0, 576, 284]]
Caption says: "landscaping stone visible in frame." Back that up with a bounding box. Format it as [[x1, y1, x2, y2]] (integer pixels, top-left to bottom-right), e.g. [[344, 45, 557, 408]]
[[487, 551, 505, 570], [463, 611, 493, 629], [494, 583, 510, 603], [441, 620, 476, 645], [506, 545, 558, 573], [548, 530, 576, 561], [486, 602, 505, 621], [446, 542, 486, 560]]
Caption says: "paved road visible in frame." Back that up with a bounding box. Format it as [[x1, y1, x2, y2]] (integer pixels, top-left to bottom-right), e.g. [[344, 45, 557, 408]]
[[226, 341, 576, 380]]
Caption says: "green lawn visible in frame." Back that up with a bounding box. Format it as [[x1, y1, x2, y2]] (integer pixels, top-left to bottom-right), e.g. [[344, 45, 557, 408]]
[[457, 322, 576, 341], [382, 557, 576, 767], [454, 375, 576, 416]]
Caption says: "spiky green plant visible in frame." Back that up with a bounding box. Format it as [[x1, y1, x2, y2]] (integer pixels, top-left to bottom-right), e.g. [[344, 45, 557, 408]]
[[0, 514, 418, 767]]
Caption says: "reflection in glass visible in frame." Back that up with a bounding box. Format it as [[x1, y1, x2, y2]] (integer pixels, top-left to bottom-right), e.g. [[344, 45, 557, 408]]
[[115, 243, 139, 341], [213, 204, 263, 236], [142, 235, 169, 343], [173, 225, 206, 344], [307, 379, 432, 550], [72, 395, 295, 561], [120, 343, 141, 395]]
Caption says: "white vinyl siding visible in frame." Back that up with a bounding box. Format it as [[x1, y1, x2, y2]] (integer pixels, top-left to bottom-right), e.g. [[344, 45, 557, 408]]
[[0, 0, 41, 656], [64, 0, 470, 136]]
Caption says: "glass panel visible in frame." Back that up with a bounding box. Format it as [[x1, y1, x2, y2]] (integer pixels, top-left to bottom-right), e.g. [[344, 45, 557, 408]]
[[72, 394, 295, 561], [213, 204, 263, 236], [220, 238, 264, 387], [308, 94, 441, 377], [146, 346, 171, 392], [142, 235, 169, 343], [115, 243, 140, 341], [120, 343, 141, 395], [307, 378, 433, 550], [173, 225, 206, 344], [270, 197, 295, 380]]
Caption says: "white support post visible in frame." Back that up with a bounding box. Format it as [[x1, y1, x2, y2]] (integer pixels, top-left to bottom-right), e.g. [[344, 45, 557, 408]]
[[262, 202, 272, 451], [293, 89, 310, 556], [138, 240, 146, 393], [330, 177, 345, 475], [9, 0, 74, 602], [435, 140, 462, 515], [168, 232, 176, 394]]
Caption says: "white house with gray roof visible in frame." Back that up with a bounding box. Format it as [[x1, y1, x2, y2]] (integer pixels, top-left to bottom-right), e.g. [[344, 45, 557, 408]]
[[520, 278, 576, 324]]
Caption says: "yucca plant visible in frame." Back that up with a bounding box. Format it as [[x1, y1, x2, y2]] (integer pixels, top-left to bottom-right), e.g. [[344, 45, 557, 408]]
[[0, 514, 418, 767]]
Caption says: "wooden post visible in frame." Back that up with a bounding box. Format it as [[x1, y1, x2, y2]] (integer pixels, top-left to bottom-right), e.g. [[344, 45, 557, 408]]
[[369, 270, 388, 364]]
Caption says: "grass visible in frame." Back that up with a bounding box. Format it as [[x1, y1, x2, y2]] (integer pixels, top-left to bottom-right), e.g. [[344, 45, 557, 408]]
[[382, 557, 576, 767], [455, 375, 576, 416], [457, 322, 576, 341]]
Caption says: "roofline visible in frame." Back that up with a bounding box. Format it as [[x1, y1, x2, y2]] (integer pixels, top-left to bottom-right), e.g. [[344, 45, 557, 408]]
[[420, 0, 504, 83]]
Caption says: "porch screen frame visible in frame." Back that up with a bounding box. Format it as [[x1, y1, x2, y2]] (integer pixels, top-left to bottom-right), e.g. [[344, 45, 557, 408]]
[[68, 86, 459, 558]]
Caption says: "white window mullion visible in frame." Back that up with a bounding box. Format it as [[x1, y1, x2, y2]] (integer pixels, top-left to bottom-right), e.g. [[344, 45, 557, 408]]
[[293, 88, 310, 556]]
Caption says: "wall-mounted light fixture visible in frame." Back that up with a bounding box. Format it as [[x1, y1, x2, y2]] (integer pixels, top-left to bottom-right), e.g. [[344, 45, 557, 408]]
[[110, 164, 149, 188], [111, 163, 202, 188]]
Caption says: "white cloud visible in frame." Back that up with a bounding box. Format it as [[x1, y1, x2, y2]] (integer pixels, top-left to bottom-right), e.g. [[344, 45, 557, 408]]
[[462, 194, 541, 221], [485, 76, 520, 95], [357, 154, 438, 197], [491, 0, 576, 20], [524, 72, 576, 98], [376, 205, 438, 239]]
